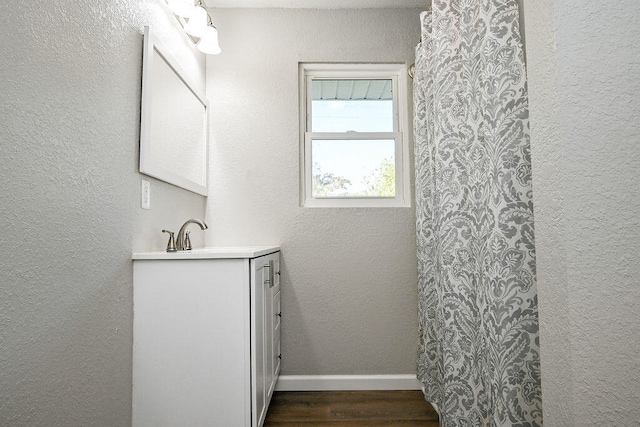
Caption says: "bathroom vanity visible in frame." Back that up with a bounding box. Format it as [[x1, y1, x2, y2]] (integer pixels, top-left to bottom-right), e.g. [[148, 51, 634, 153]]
[[132, 247, 281, 427]]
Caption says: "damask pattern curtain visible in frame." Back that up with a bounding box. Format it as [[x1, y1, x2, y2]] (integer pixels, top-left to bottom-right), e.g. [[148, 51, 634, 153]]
[[413, 1, 542, 425]]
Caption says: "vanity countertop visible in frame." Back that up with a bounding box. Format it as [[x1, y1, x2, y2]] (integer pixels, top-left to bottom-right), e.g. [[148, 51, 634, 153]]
[[132, 246, 280, 260]]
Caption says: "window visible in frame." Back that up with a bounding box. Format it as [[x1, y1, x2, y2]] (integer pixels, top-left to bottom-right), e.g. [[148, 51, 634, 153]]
[[299, 63, 410, 208]]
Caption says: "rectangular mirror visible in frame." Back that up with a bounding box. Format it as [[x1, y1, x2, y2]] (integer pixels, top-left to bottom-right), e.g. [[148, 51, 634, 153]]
[[139, 26, 209, 196]]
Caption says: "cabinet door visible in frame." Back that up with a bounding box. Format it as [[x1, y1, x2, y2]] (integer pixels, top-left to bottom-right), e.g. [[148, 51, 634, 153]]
[[266, 254, 282, 401], [251, 254, 274, 427], [251, 252, 280, 427], [272, 290, 281, 390]]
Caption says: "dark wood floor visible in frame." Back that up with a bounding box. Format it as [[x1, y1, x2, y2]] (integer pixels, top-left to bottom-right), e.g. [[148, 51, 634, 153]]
[[264, 390, 440, 426]]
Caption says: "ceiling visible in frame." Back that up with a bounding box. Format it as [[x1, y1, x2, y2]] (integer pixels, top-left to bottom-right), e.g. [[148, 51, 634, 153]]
[[204, 0, 426, 8]]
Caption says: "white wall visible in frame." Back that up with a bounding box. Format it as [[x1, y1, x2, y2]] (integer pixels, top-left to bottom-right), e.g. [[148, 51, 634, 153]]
[[524, 1, 640, 425], [0, 1, 206, 424], [205, 8, 421, 376]]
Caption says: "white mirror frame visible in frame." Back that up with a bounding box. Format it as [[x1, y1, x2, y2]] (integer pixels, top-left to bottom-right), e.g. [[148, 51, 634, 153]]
[[140, 26, 209, 196]]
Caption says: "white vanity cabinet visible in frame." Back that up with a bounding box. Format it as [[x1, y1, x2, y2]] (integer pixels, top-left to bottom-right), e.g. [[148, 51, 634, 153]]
[[132, 247, 281, 427]]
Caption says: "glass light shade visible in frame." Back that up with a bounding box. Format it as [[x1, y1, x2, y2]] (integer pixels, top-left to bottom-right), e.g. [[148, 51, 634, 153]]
[[184, 6, 208, 37], [167, 0, 193, 17], [197, 27, 221, 55]]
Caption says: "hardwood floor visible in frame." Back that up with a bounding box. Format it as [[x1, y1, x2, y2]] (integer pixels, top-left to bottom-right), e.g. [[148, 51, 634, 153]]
[[264, 390, 440, 426]]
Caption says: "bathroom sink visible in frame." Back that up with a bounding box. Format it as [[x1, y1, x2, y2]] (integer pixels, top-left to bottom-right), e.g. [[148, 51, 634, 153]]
[[132, 246, 280, 260]]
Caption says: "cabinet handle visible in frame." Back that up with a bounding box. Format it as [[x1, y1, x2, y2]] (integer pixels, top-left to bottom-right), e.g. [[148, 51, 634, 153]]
[[264, 262, 272, 287]]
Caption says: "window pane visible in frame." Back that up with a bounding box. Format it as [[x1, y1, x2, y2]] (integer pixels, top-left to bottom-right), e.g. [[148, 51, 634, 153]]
[[311, 139, 396, 198], [311, 79, 394, 132]]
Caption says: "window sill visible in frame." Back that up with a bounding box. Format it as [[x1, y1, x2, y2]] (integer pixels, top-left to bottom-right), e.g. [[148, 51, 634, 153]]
[[302, 197, 411, 208]]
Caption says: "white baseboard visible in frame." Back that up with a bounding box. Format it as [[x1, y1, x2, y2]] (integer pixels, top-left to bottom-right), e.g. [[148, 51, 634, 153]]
[[274, 374, 422, 391]]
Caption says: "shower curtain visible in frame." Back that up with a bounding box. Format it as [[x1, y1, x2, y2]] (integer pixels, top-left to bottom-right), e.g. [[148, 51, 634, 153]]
[[413, 1, 542, 426]]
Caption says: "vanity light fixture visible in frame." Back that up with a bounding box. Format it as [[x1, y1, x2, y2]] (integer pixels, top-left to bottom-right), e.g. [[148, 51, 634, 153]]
[[166, 0, 221, 55], [184, 4, 208, 37], [196, 26, 221, 55]]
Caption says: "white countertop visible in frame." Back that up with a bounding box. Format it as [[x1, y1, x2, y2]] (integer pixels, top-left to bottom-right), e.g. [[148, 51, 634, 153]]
[[132, 246, 280, 260]]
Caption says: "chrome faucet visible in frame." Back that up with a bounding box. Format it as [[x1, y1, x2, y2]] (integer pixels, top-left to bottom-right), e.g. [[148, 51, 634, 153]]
[[176, 219, 208, 251]]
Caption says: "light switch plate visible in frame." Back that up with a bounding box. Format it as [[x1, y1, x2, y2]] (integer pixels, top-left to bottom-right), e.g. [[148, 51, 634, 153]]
[[141, 179, 151, 209]]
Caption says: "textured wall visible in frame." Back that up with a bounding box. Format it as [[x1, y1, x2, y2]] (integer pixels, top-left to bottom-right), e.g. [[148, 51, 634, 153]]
[[525, 1, 640, 425], [557, 1, 640, 424], [0, 1, 206, 425], [205, 8, 421, 375], [522, 1, 574, 424]]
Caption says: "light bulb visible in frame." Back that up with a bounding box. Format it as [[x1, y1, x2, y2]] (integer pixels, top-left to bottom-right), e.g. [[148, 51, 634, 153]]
[[197, 26, 221, 55], [184, 6, 208, 38], [167, 0, 194, 17]]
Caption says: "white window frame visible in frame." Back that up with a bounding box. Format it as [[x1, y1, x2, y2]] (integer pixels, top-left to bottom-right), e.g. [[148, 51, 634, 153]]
[[299, 63, 411, 208]]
